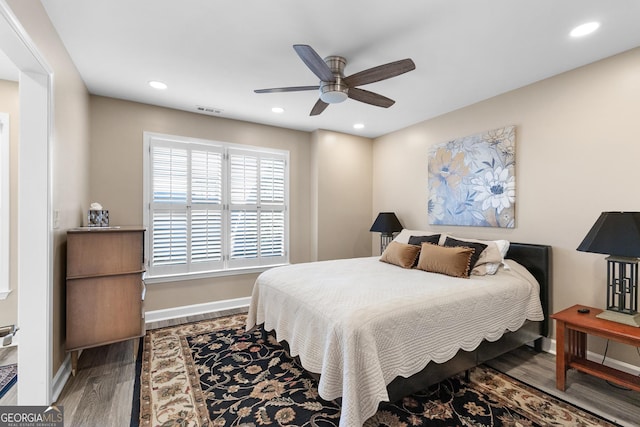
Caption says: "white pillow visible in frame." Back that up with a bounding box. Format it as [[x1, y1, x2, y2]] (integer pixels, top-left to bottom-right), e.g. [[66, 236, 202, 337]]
[[493, 239, 510, 258], [448, 235, 510, 275], [478, 239, 510, 274]]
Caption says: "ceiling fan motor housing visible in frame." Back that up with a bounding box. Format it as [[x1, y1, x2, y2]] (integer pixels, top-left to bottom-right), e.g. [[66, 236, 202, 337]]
[[320, 55, 348, 103]]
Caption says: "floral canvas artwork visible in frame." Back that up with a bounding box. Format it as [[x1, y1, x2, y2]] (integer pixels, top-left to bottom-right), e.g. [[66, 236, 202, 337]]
[[428, 126, 515, 228]]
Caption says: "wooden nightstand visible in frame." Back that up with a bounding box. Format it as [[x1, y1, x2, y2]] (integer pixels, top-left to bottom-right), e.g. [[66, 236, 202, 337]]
[[551, 304, 640, 392]]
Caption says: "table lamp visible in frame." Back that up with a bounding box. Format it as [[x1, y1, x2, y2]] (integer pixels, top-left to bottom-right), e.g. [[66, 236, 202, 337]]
[[370, 212, 403, 254], [577, 211, 640, 327]]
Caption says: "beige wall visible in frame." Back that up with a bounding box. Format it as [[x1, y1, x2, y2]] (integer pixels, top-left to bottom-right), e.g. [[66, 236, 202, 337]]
[[0, 80, 19, 327], [311, 129, 373, 260], [373, 47, 640, 365], [89, 96, 315, 311], [7, 0, 91, 375]]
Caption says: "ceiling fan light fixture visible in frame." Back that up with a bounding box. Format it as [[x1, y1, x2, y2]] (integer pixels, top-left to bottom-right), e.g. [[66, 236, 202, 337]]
[[320, 88, 348, 104]]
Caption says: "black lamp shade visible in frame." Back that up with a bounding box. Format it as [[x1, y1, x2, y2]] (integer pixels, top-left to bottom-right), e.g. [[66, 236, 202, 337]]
[[577, 212, 640, 258], [370, 212, 403, 236]]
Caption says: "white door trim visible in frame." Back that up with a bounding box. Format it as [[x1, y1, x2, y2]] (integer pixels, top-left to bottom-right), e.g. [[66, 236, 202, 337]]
[[0, 113, 9, 300], [0, 1, 54, 405]]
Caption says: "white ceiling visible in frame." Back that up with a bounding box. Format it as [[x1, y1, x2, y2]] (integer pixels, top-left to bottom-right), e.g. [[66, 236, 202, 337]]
[[7, 1, 640, 137]]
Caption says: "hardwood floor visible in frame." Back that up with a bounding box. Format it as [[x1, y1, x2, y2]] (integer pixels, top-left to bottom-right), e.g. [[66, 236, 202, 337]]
[[486, 346, 640, 427], [55, 307, 248, 427], [2, 313, 639, 426]]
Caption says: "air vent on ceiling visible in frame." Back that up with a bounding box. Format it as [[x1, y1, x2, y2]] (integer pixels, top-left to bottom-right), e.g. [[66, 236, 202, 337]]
[[196, 105, 224, 115]]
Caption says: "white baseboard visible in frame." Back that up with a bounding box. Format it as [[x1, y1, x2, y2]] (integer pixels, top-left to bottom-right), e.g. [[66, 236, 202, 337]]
[[144, 296, 251, 324], [539, 336, 640, 376], [51, 350, 77, 403]]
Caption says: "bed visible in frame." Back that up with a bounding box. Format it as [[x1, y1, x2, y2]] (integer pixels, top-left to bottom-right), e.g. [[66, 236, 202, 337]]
[[246, 236, 550, 427]]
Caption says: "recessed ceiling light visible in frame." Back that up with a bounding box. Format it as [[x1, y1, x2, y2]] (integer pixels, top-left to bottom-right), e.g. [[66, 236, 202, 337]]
[[148, 80, 168, 90], [353, 123, 365, 129], [570, 22, 600, 38], [272, 107, 285, 113]]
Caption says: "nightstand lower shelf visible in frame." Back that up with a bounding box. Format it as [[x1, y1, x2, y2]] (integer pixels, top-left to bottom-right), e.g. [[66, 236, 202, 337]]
[[568, 358, 640, 391], [551, 304, 640, 392]]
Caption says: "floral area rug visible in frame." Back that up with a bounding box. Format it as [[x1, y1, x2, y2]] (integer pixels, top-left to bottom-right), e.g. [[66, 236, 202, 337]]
[[0, 363, 17, 399], [138, 313, 617, 427]]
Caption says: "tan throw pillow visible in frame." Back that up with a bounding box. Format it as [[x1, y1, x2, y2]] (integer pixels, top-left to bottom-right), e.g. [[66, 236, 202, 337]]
[[380, 241, 421, 268], [416, 243, 474, 278]]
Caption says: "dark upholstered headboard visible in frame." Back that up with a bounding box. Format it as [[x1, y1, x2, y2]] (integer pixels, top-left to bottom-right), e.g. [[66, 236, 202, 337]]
[[506, 242, 551, 337]]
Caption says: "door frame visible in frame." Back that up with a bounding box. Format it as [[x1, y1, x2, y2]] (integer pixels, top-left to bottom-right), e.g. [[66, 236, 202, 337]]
[[0, 0, 54, 404]]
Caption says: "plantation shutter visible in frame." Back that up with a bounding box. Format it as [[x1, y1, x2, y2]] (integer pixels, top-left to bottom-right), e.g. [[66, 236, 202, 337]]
[[259, 157, 286, 258], [150, 144, 189, 275], [189, 148, 224, 271], [149, 139, 224, 275], [228, 148, 287, 268], [146, 133, 288, 278]]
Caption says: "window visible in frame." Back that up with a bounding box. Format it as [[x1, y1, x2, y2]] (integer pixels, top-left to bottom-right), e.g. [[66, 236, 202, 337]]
[[143, 132, 288, 280], [0, 113, 9, 299]]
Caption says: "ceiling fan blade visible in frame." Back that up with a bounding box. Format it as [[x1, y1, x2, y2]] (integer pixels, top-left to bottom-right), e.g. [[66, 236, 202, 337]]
[[293, 44, 336, 83], [348, 87, 395, 108], [344, 58, 415, 87], [254, 86, 319, 94], [310, 99, 329, 116]]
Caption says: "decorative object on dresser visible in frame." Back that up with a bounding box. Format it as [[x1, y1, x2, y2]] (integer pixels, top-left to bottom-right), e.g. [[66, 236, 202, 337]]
[[369, 212, 403, 254], [87, 201, 109, 227], [66, 226, 146, 375], [577, 211, 640, 327]]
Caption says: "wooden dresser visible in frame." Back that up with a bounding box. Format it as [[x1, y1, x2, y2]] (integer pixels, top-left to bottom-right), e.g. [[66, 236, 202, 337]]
[[66, 226, 146, 375]]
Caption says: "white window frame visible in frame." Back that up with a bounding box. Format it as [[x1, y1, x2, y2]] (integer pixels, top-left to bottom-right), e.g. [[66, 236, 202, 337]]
[[0, 113, 10, 299], [143, 132, 289, 283]]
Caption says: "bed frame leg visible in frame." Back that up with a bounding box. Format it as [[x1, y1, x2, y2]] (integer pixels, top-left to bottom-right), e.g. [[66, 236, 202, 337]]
[[533, 337, 543, 352], [464, 369, 470, 382]]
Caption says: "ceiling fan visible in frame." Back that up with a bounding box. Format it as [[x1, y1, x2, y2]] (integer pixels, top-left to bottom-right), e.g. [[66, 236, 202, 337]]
[[254, 44, 416, 116]]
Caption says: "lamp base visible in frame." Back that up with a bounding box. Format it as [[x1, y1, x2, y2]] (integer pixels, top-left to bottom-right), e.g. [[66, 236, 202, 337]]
[[596, 309, 640, 327]]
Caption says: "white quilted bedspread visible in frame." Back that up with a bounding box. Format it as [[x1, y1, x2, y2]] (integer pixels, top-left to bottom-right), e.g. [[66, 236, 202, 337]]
[[246, 257, 544, 427]]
